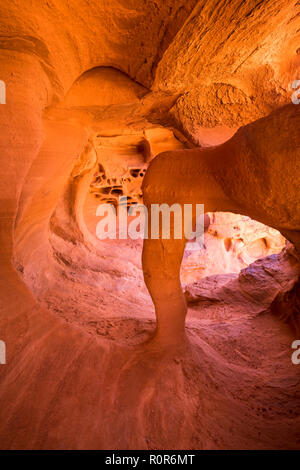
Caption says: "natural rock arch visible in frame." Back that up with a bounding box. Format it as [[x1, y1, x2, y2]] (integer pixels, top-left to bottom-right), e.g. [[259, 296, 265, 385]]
[[142, 104, 300, 344]]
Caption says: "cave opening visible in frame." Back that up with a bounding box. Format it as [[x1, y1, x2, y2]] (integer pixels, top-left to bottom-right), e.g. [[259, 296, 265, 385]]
[[181, 211, 286, 286]]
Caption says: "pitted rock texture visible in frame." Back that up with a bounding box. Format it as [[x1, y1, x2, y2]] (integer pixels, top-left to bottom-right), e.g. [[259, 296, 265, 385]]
[[89, 127, 184, 208]]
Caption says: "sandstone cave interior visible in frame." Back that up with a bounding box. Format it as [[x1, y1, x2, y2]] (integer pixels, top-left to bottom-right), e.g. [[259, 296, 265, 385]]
[[0, 0, 300, 451]]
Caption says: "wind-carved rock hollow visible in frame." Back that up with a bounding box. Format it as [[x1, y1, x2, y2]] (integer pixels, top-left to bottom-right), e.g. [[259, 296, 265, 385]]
[[0, 0, 300, 451]]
